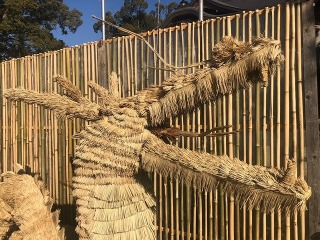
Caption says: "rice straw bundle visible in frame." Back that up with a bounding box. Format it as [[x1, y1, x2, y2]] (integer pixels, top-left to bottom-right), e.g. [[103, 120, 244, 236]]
[[0, 164, 64, 240], [133, 37, 283, 126]]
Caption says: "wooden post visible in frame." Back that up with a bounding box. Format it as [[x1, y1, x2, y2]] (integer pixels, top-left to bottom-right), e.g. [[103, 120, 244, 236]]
[[301, 1, 320, 238], [98, 42, 107, 86]]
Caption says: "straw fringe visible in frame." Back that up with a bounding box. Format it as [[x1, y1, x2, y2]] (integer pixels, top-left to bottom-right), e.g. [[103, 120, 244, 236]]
[[140, 37, 283, 126], [74, 177, 156, 239], [0, 164, 64, 240], [141, 136, 311, 212]]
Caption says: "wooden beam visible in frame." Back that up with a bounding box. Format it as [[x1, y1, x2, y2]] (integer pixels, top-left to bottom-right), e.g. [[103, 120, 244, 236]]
[[301, 1, 320, 238], [97, 41, 107, 87]]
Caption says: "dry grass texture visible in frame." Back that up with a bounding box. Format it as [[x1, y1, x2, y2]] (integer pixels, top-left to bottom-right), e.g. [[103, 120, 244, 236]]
[[134, 37, 284, 126], [3, 37, 311, 240], [141, 138, 311, 212], [0, 164, 64, 240]]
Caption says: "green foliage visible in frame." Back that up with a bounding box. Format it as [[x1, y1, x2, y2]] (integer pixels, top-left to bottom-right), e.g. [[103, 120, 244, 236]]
[[0, 0, 82, 61], [93, 0, 178, 38]]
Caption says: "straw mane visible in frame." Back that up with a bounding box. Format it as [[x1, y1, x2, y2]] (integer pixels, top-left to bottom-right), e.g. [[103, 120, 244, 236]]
[[2, 37, 310, 240], [131, 37, 283, 126], [0, 164, 64, 240]]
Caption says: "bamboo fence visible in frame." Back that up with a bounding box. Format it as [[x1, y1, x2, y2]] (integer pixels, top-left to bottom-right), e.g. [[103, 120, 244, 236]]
[[0, 2, 309, 239]]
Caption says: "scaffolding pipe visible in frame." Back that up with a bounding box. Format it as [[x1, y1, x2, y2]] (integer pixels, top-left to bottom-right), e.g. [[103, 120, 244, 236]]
[[102, 0, 105, 40], [199, 0, 203, 21]]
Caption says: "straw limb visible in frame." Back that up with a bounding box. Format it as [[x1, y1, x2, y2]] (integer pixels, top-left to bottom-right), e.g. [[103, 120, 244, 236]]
[[4, 88, 102, 121], [54, 75, 84, 103], [0, 164, 64, 240], [141, 137, 311, 212], [140, 37, 283, 126], [89, 72, 120, 111]]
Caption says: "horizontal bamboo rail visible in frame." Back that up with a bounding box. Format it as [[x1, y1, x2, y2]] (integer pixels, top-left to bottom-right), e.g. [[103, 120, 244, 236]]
[[0, 2, 309, 239]]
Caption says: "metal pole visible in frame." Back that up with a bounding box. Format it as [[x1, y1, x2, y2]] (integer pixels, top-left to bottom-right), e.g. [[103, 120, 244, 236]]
[[157, 0, 161, 29], [199, 0, 203, 21], [102, 0, 105, 40]]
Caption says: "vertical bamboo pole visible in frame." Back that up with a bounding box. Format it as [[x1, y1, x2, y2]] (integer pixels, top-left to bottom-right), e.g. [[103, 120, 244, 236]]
[[174, 28, 179, 148], [65, 49, 71, 205], [164, 175, 168, 240], [205, 190, 208, 240], [276, 6, 282, 239], [125, 38, 131, 96], [11, 60, 17, 168], [186, 183, 191, 240], [289, 4, 298, 240], [296, 2, 305, 181], [171, 28, 180, 240], [209, 28, 217, 240], [196, 22, 202, 239], [199, 190, 203, 240], [168, 28, 172, 79], [269, 6, 276, 240], [154, 171, 157, 237], [209, 20, 215, 156], [284, 4, 291, 240], [290, 2, 297, 171], [28, 56, 32, 171], [0, 62, 3, 175], [2, 62, 7, 174], [233, 13, 241, 240], [254, 10, 261, 240], [117, 38, 122, 93], [17, 58, 22, 167], [216, 17, 225, 240], [180, 24, 186, 149], [152, 31, 157, 85], [159, 174, 163, 240], [170, 175, 174, 240], [203, 20, 208, 240], [222, 17, 227, 155], [193, 186, 197, 240], [181, 181, 186, 240], [248, 10, 254, 240], [121, 38, 126, 97], [140, 36, 145, 89], [213, 189, 218, 240], [134, 36, 138, 93], [158, 29, 162, 85], [209, 190, 213, 240], [196, 21, 201, 152], [226, 15, 234, 240], [241, 12, 247, 240], [185, 24, 192, 240], [296, 3, 306, 239], [175, 179, 179, 240], [225, 193, 229, 240]]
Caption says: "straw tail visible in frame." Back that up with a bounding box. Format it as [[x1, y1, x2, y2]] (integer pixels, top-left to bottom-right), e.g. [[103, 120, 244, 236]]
[[0, 164, 64, 240], [137, 37, 283, 126], [141, 137, 311, 212]]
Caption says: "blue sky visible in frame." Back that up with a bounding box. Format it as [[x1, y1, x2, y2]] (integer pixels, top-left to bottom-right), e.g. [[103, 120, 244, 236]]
[[54, 0, 180, 47]]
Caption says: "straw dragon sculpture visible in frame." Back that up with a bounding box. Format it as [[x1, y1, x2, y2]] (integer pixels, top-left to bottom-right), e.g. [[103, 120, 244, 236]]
[[1, 37, 311, 240]]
